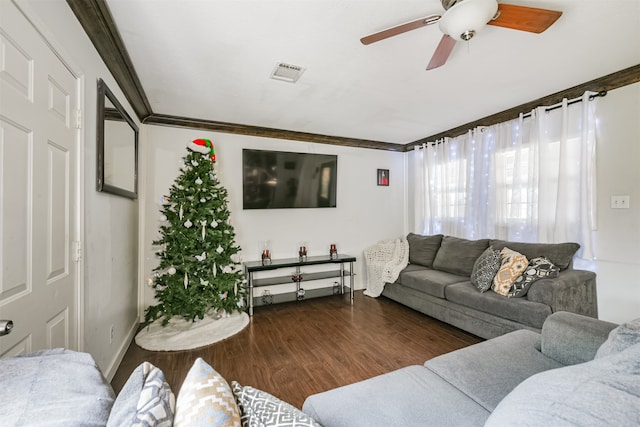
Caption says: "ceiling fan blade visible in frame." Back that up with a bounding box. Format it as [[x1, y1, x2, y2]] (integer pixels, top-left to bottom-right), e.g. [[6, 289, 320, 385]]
[[488, 4, 562, 33], [361, 15, 441, 45], [426, 35, 456, 70]]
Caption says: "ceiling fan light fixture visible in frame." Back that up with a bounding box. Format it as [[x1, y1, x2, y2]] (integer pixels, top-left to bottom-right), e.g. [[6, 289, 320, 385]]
[[439, 0, 498, 41]]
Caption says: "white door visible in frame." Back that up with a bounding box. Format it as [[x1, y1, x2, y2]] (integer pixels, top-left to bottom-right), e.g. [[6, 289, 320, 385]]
[[0, 0, 80, 357]]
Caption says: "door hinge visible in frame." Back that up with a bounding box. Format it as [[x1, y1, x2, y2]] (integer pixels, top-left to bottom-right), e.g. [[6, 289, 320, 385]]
[[75, 109, 82, 129], [72, 241, 82, 261]]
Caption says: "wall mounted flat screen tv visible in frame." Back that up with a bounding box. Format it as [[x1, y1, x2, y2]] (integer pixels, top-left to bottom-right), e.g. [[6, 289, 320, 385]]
[[242, 149, 337, 209]]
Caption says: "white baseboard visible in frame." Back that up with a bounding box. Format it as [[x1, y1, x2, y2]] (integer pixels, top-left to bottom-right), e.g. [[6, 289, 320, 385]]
[[104, 321, 138, 382]]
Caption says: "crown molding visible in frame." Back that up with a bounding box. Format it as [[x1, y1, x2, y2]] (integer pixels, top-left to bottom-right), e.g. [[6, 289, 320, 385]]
[[144, 114, 403, 151], [405, 64, 640, 150]]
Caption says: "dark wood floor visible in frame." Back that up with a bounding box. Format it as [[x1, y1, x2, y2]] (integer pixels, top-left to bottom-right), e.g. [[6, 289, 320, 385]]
[[112, 291, 481, 409]]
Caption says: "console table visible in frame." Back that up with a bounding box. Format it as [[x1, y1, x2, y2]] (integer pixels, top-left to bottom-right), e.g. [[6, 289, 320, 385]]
[[244, 254, 356, 316]]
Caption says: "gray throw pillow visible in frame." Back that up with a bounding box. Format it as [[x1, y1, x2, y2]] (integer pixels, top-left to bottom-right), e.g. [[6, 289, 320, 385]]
[[407, 233, 443, 267], [470, 247, 501, 292], [432, 236, 490, 277], [595, 317, 640, 359], [507, 256, 559, 298], [107, 362, 175, 427]]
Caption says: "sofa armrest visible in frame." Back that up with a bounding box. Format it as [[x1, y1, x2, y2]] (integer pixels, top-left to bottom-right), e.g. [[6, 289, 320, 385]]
[[540, 311, 617, 366], [527, 269, 598, 317]]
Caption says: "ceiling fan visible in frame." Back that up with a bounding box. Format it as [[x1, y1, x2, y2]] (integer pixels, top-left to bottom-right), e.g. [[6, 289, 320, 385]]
[[360, 0, 562, 70]]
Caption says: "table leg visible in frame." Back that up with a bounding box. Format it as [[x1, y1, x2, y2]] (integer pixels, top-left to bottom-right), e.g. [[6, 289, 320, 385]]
[[248, 270, 254, 316], [350, 261, 354, 303]]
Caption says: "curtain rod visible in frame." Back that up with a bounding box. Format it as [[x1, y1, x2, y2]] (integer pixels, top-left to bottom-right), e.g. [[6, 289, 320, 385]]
[[522, 90, 607, 119], [417, 90, 609, 149]]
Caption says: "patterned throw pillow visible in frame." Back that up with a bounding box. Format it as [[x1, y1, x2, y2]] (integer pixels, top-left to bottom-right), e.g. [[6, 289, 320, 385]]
[[492, 247, 528, 296], [107, 361, 175, 427], [470, 247, 502, 293], [174, 358, 241, 427], [231, 381, 321, 427], [508, 256, 559, 297]]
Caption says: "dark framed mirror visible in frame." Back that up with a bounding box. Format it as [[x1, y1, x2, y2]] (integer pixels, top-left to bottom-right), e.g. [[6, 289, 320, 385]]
[[97, 78, 138, 199]]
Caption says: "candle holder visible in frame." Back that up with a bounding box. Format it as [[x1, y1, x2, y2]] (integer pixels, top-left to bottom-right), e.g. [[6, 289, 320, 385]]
[[261, 249, 271, 266], [329, 243, 338, 260], [298, 245, 307, 262]]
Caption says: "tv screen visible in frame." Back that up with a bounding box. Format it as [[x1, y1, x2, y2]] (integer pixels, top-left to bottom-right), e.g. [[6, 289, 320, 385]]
[[242, 149, 337, 209]]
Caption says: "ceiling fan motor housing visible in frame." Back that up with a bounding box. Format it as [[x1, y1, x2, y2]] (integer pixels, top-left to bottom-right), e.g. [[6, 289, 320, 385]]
[[439, 0, 499, 41]]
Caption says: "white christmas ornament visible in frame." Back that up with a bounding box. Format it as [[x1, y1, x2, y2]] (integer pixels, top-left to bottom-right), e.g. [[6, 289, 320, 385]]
[[184, 219, 193, 228], [191, 160, 199, 166], [195, 252, 206, 262], [167, 267, 177, 275], [210, 220, 218, 228], [179, 205, 184, 220], [200, 198, 206, 203], [216, 245, 224, 254], [195, 177, 203, 185], [213, 262, 217, 277], [184, 272, 189, 289]]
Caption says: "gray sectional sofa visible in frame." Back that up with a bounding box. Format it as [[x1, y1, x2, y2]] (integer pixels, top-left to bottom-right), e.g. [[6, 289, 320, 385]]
[[303, 311, 640, 426], [381, 233, 598, 339]]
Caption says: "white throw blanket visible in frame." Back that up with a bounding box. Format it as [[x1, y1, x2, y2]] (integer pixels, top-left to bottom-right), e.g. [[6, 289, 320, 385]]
[[363, 237, 409, 297]]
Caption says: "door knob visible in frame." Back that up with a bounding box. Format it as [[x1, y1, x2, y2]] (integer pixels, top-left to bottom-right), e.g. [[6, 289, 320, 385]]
[[0, 320, 13, 336]]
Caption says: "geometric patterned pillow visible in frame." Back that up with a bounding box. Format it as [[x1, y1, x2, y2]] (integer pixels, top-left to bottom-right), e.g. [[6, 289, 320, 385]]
[[508, 256, 559, 298], [470, 247, 502, 293], [174, 358, 241, 427], [107, 361, 175, 427], [492, 247, 528, 296], [231, 381, 322, 427]]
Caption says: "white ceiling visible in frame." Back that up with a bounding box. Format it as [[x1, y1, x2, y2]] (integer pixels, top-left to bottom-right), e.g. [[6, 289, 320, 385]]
[[105, 0, 640, 145]]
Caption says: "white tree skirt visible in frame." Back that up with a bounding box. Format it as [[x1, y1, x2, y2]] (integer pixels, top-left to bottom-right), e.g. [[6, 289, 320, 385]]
[[135, 310, 249, 351]]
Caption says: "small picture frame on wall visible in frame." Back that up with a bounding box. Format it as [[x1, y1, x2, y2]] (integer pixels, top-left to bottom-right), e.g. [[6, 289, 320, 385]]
[[377, 169, 389, 186]]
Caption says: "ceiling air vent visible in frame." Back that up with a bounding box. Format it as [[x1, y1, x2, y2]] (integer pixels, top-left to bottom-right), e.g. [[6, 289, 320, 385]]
[[270, 62, 305, 83]]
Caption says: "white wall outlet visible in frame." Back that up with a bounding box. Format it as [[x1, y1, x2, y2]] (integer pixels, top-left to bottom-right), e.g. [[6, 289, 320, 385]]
[[110, 325, 115, 343], [611, 195, 630, 209]]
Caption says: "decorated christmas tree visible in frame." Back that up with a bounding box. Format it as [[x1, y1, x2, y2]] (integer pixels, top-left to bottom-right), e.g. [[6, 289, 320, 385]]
[[146, 139, 246, 325]]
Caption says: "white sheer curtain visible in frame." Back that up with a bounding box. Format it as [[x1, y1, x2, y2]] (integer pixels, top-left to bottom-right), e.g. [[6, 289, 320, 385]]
[[413, 91, 598, 259]]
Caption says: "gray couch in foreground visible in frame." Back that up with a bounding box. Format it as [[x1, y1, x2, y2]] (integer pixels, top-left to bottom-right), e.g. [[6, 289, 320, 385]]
[[382, 234, 598, 339], [303, 311, 640, 426]]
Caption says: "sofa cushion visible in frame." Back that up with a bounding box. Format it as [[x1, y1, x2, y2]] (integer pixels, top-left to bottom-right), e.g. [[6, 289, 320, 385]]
[[432, 236, 490, 277], [489, 240, 579, 270], [470, 247, 501, 293], [445, 282, 551, 329], [407, 233, 443, 267], [397, 267, 468, 299], [174, 358, 241, 427], [232, 381, 321, 427], [492, 247, 528, 296], [107, 361, 175, 427], [302, 365, 490, 427], [486, 342, 640, 427], [0, 349, 115, 427], [508, 256, 559, 298], [595, 317, 640, 359], [425, 329, 563, 412]]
